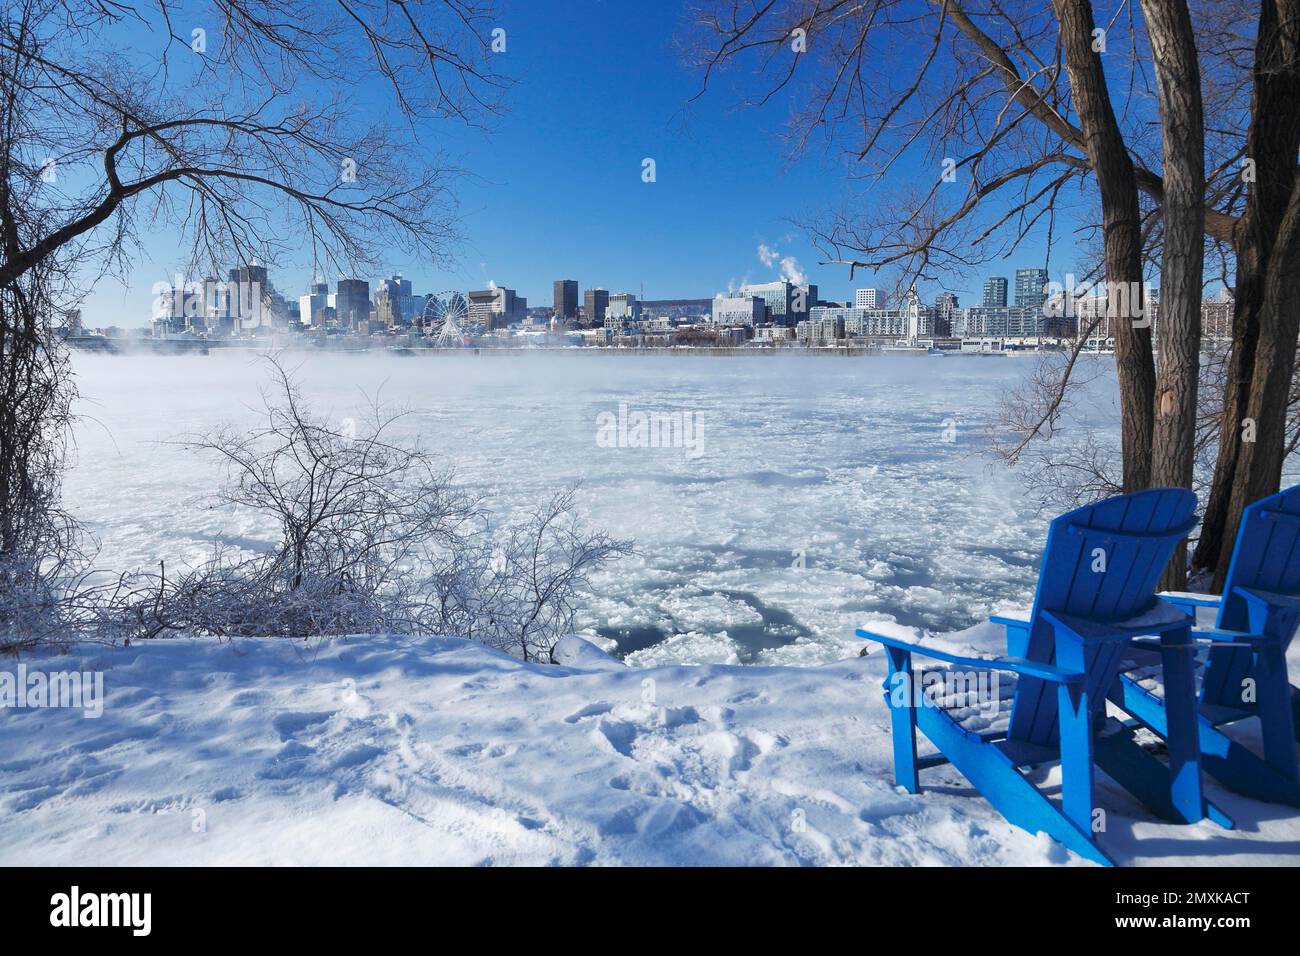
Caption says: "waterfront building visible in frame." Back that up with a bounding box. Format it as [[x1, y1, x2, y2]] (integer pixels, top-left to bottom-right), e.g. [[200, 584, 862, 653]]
[[468, 287, 526, 331], [855, 288, 880, 309], [1015, 268, 1050, 310], [711, 295, 765, 327], [982, 276, 1008, 308], [740, 279, 818, 326]]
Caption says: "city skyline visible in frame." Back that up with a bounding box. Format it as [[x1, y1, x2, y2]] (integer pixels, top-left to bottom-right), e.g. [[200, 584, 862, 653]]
[[79, 0, 1083, 327]]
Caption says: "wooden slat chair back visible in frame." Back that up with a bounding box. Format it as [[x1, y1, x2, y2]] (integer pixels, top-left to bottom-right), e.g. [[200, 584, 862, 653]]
[[1201, 485, 1300, 710], [1009, 489, 1198, 748]]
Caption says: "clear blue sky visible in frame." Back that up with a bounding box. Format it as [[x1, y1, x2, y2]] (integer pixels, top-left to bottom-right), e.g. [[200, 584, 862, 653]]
[[87, 0, 1063, 325]]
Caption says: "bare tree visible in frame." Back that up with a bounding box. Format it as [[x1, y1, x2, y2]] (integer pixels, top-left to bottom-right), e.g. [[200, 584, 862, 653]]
[[0, 0, 505, 647], [685, 0, 1295, 586], [0, 0, 506, 288]]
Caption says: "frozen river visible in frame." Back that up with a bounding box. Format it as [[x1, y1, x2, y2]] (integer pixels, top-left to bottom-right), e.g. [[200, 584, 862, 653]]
[[66, 350, 1122, 666]]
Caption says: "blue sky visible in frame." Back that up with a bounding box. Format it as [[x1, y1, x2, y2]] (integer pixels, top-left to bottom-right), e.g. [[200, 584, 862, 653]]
[[89, 0, 1064, 325]]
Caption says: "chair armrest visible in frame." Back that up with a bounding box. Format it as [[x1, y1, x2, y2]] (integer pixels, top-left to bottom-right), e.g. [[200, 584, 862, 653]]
[[855, 627, 1084, 684], [1129, 628, 1275, 651], [990, 612, 1031, 628], [1158, 590, 1222, 610], [1192, 627, 1279, 646], [1231, 585, 1300, 611]]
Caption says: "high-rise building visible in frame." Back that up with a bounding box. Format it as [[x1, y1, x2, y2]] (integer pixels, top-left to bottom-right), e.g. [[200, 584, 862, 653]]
[[932, 291, 959, 338], [740, 279, 818, 326], [982, 276, 1008, 308], [335, 278, 371, 330], [855, 288, 880, 309], [298, 281, 330, 328], [584, 288, 609, 327], [1015, 268, 1049, 310], [553, 279, 578, 321], [607, 293, 640, 320], [228, 264, 269, 328], [468, 287, 525, 330], [375, 274, 415, 326]]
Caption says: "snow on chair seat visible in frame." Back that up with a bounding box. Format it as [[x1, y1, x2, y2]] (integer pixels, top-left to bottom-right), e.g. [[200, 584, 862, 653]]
[[906, 664, 1017, 738]]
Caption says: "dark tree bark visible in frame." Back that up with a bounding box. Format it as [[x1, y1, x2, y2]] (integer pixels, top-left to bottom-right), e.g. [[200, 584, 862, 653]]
[[1194, 0, 1300, 587], [1141, 0, 1204, 589], [1053, 0, 1154, 492]]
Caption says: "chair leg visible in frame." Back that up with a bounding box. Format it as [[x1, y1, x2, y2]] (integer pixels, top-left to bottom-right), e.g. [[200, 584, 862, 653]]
[[884, 647, 920, 793], [1159, 625, 1205, 824], [1057, 680, 1095, 833], [1052, 630, 1096, 834], [1255, 641, 1300, 786]]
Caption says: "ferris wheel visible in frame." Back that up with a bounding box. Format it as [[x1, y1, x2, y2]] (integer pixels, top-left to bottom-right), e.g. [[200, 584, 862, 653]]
[[420, 290, 470, 347]]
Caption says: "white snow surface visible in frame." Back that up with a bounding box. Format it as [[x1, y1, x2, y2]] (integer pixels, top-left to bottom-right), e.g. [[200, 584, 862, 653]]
[[3, 633, 1299, 866]]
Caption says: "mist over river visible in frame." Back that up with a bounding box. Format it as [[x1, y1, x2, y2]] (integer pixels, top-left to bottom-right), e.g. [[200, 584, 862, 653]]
[[67, 350, 1124, 665]]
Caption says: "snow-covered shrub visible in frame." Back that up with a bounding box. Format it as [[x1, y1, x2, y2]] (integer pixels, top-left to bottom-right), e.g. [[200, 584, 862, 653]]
[[116, 358, 631, 660]]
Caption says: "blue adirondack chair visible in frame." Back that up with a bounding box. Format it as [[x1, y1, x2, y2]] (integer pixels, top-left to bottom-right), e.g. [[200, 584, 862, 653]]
[[1111, 484, 1300, 806], [858, 489, 1231, 866]]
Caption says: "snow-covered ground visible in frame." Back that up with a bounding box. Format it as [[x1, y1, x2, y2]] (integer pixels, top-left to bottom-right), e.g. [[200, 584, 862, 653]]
[[4, 633, 1300, 866], [65, 350, 1122, 665]]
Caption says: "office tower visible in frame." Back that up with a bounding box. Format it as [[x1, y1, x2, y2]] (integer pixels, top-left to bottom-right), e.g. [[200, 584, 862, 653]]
[[584, 288, 609, 327], [855, 288, 880, 309], [468, 287, 525, 331], [335, 278, 371, 330], [553, 279, 578, 321], [227, 264, 269, 327], [982, 276, 1008, 308], [740, 279, 817, 326], [376, 274, 415, 326], [298, 282, 329, 328], [1015, 268, 1050, 310]]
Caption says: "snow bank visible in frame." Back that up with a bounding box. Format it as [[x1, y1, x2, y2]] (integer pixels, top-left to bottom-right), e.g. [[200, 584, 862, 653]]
[[1, 634, 1296, 866]]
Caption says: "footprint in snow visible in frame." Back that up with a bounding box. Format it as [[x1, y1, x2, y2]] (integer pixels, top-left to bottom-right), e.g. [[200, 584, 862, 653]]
[[271, 711, 332, 741], [563, 701, 613, 723]]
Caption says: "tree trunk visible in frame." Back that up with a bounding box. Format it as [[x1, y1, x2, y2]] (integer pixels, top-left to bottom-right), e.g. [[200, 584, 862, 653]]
[[1227, 178, 1300, 544], [1054, 0, 1155, 493], [1140, 0, 1204, 590], [1193, 0, 1300, 587]]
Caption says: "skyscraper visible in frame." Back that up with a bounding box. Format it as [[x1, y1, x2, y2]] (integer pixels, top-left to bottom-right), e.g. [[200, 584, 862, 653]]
[[375, 274, 414, 326], [469, 287, 525, 330], [553, 279, 578, 321], [855, 288, 880, 309], [584, 288, 609, 327], [298, 281, 330, 328], [335, 278, 371, 330], [1015, 268, 1049, 310], [982, 276, 1008, 308], [228, 264, 269, 328]]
